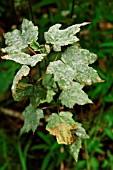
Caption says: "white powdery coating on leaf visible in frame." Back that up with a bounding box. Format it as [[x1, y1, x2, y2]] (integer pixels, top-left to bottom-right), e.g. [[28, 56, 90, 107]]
[[2, 53, 46, 67], [44, 22, 89, 51], [2, 19, 38, 53], [21, 104, 44, 133], [59, 82, 92, 108], [61, 45, 102, 85], [11, 65, 30, 95]]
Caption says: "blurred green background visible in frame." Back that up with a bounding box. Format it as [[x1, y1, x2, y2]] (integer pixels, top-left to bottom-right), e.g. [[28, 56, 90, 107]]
[[0, 0, 113, 170]]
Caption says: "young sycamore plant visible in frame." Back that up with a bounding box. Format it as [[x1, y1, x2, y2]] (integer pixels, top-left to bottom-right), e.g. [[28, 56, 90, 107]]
[[1, 19, 103, 162]]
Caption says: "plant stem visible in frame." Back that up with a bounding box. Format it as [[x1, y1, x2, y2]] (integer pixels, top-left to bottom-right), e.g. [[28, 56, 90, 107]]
[[70, 0, 75, 18], [84, 139, 90, 170], [28, 0, 34, 22], [28, 45, 36, 54]]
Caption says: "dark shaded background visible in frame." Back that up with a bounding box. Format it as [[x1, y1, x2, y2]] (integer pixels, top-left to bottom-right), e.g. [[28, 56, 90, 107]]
[[0, 0, 113, 170]]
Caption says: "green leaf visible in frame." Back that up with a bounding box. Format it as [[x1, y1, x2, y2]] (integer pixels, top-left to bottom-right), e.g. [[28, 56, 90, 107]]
[[2, 52, 46, 67], [21, 104, 44, 134], [12, 65, 30, 101], [30, 41, 50, 54], [30, 86, 47, 107], [44, 22, 89, 51], [30, 41, 40, 51], [59, 82, 92, 108], [46, 111, 78, 145], [69, 138, 82, 162], [0, 61, 21, 93], [40, 87, 56, 103], [75, 122, 89, 139], [99, 41, 113, 48], [61, 45, 103, 85], [2, 19, 38, 53]]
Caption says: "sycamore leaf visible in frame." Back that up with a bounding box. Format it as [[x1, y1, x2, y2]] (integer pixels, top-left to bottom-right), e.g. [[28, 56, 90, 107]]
[[2, 53, 46, 67], [30, 41, 40, 51], [44, 22, 89, 51], [30, 41, 50, 54], [69, 138, 82, 162], [13, 80, 33, 101], [21, 19, 38, 45], [75, 122, 89, 139], [2, 19, 46, 66], [21, 104, 44, 134], [12, 65, 30, 101], [46, 111, 78, 145], [30, 86, 47, 107], [2, 19, 38, 53], [40, 87, 56, 103], [47, 60, 76, 90], [61, 45, 103, 85], [59, 82, 92, 108]]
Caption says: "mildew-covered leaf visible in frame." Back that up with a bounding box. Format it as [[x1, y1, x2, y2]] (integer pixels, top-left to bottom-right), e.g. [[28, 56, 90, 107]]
[[59, 82, 92, 108], [2, 53, 46, 67], [69, 138, 82, 162], [61, 45, 103, 85], [21, 104, 44, 134], [12, 65, 30, 101], [2, 19, 38, 53], [21, 19, 38, 45], [44, 22, 89, 51], [46, 111, 78, 144], [75, 122, 89, 139], [47, 60, 76, 90]]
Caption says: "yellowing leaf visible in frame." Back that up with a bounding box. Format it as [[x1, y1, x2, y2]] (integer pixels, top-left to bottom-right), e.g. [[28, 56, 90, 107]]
[[46, 111, 78, 144]]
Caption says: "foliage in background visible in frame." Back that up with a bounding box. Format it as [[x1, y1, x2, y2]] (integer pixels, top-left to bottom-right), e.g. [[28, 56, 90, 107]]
[[0, 0, 113, 169]]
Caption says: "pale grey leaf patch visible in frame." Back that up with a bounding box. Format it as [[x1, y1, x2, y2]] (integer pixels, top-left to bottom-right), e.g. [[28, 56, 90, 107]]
[[59, 82, 92, 108], [21, 104, 44, 134], [2, 52, 46, 67], [44, 22, 89, 51], [61, 45, 102, 85]]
